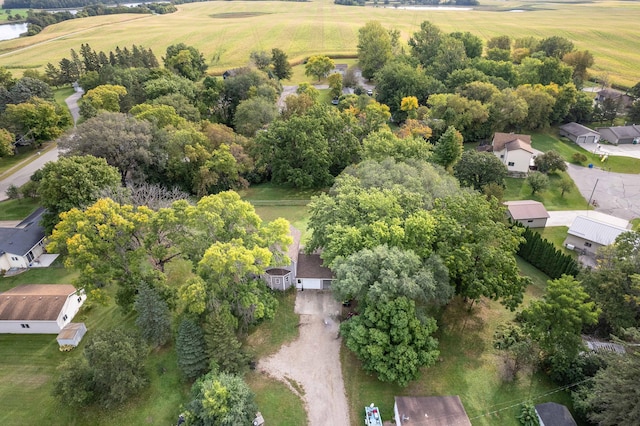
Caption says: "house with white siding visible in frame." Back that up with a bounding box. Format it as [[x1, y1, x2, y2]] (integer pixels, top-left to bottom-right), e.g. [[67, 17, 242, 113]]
[[490, 133, 535, 174], [0, 284, 86, 334], [0, 208, 46, 272]]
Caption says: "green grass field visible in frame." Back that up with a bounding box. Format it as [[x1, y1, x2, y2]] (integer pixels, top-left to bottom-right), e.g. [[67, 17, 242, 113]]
[[533, 226, 576, 258], [1, 0, 640, 86], [0, 9, 28, 22], [0, 197, 40, 220], [504, 172, 588, 210], [533, 132, 640, 174]]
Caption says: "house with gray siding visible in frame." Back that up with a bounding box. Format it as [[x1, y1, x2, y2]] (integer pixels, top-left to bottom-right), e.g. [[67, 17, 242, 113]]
[[558, 122, 600, 144], [564, 216, 629, 255], [597, 125, 640, 145]]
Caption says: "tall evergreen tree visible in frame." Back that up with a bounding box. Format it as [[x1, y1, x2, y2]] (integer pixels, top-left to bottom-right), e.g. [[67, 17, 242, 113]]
[[176, 318, 209, 380], [204, 308, 247, 374], [134, 283, 171, 348], [432, 125, 463, 170]]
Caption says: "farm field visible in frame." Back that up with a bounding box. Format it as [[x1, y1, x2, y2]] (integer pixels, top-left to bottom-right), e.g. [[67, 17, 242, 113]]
[[0, 0, 639, 86]]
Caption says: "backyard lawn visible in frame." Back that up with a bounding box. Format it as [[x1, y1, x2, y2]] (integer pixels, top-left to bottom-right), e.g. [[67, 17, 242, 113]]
[[532, 132, 640, 174], [342, 259, 575, 426], [533, 226, 576, 258], [0, 198, 40, 221], [504, 172, 588, 211]]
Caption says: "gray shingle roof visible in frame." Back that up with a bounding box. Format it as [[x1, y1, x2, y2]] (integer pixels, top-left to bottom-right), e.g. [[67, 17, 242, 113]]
[[296, 253, 334, 279], [596, 125, 640, 139], [0, 208, 45, 257], [394, 396, 472, 426], [568, 216, 628, 246], [535, 402, 577, 426], [559, 122, 599, 137]]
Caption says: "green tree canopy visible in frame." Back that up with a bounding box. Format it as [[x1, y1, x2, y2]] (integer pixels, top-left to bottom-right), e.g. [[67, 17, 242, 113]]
[[431, 125, 463, 170], [453, 150, 507, 191], [134, 282, 171, 348], [357, 21, 393, 80], [176, 318, 209, 380], [271, 48, 292, 80], [1, 97, 71, 142], [163, 43, 208, 81], [304, 55, 335, 81]]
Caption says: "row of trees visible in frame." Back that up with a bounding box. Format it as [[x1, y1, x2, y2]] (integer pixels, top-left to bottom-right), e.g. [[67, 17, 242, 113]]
[[516, 225, 580, 279]]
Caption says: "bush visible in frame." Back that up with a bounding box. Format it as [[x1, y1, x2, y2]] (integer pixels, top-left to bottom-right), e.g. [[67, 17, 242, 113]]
[[572, 151, 588, 164], [6, 184, 20, 200]]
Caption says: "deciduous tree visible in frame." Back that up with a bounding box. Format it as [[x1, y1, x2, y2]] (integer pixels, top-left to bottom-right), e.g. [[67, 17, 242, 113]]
[[304, 55, 335, 81], [163, 43, 207, 81], [534, 150, 567, 173], [526, 171, 549, 195], [453, 150, 507, 191], [271, 48, 292, 80], [357, 21, 393, 80]]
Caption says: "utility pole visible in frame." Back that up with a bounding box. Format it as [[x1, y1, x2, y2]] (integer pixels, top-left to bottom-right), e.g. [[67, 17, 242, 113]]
[[587, 178, 599, 211]]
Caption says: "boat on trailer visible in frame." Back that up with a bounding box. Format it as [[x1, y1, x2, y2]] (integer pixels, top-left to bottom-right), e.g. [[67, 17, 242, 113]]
[[365, 403, 383, 426]]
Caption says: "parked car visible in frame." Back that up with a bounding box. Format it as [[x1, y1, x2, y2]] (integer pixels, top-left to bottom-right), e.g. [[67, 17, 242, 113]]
[[366, 89, 373, 96]]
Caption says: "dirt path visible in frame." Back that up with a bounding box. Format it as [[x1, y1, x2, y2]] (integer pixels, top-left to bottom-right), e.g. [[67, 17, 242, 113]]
[[258, 291, 349, 426]]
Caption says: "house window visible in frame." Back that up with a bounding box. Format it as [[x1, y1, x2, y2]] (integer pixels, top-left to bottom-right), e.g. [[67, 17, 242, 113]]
[[77, 297, 82, 302], [584, 242, 592, 247], [527, 220, 534, 223], [508, 162, 515, 166], [500, 154, 504, 159], [62, 315, 68, 321], [20, 324, 30, 328]]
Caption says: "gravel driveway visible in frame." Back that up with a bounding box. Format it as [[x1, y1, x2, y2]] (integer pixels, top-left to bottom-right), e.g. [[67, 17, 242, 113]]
[[258, 291, 349, 426]]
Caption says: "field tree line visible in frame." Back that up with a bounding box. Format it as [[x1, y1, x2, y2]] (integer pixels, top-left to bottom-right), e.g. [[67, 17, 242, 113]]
[[1, 20, 639, 425]]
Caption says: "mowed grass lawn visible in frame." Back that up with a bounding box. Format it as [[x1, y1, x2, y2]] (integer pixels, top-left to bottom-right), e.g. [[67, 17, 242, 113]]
[[533, 226, 576, 258], [0, 197, 40, 221], [532, 132, 640, 174], [2, 0, 640, 86], [504, 172, 587, 210]]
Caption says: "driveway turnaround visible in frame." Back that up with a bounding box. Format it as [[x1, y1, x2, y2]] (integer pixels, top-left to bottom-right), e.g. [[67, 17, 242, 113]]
[[258, 291, 349, 426], [565, 164, 640, 220]]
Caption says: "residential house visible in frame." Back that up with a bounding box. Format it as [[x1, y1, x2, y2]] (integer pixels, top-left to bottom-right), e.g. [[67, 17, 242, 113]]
[[332, 64, 348, 75], [0, 208, 46, 272], [394, 396, 472, 426], [597, 125, 640, 145], [535, 402, 577, 426], [295, 252, 334, 290], [558, 122, 600, 144], [504, 200, 550, 228], [595, 88, 634, 111], [0, 284, 86, 334], [491, 132, 535, 174], [564, 216, 629, 255]]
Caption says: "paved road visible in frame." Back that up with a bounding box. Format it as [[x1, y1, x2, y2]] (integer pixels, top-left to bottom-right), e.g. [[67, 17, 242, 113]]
[[565, 163, 640, 220], [547, 210, 630, 228], [65, 89, 83, 125], [0, 147, 59, 201]]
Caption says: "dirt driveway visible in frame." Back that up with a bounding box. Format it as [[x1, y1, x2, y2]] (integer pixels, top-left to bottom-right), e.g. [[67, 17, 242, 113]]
[[258, 291, 349, 426]]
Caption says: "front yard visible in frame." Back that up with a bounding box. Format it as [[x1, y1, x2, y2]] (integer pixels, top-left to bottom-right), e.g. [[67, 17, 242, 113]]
[[504, 172, 588, 210]]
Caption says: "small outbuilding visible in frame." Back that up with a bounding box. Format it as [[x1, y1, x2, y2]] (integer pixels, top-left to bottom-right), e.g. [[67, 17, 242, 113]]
[[56, 322, 87, 347], [394, 396, 472, 426], [564, 216, 629, 255], [504, 200, 550, 228], [0, 284, 86, 334], [559, 122, 600, 144], [535, 402, 577, 426], [597, 125, 640, 145], [264, 226, 301, 291]]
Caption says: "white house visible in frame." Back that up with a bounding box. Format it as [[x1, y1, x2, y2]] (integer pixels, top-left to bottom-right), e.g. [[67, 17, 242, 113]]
[[504, 200, 550, 228], [564, 216, 629, 255], [0, 284, 86, 334], [264, 226, 335, 291], [491, 132, 535, 174], [394, 396, 471, 426], [0, 208, 46, 272]]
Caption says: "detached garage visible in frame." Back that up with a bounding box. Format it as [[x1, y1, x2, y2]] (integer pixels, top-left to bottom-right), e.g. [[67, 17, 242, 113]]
[[295, 253, 334, 290], [559, 122, 600, 144]]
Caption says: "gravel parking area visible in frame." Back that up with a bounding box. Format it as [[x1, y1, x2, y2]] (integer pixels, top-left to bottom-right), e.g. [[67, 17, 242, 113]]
[[258, 291, 349, 426]]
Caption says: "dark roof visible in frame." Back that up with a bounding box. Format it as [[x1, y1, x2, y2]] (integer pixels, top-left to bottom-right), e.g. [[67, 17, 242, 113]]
[[0, 284, 76, 321], [559, 122, 599, 137], [504, 200, 550, 220], [535, 402, 577, 426], [596, 125, 640, 139], [288, 226, 301, 263], [492, 133, 532, 151], [296, 253, 334, 279], [265, 268, 290, 276], [394, 396, 472, 426], [0, 208, 46, 257]]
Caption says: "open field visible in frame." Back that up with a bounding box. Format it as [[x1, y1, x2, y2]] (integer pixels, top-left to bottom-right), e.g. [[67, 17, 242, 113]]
[[1, 0, 640, 86]]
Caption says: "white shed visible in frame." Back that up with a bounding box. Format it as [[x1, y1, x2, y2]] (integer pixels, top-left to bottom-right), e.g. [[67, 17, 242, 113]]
[[0, 284, 86, 334], [56, 322, 87, 347]]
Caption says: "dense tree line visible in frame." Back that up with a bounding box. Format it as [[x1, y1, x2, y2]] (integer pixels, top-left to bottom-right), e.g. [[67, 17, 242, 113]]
[[516, 226, 580, 279]]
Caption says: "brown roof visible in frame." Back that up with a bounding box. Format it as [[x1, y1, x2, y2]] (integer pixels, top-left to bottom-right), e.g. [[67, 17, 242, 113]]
[[57, 322, 86, 340], [504, 200, 550, 220], [394, 396, 472, 426], [492, 132, 532, 151], [296, 253, 334, 279], [504, 139, 534, 154], [0, 284, 76, 321]]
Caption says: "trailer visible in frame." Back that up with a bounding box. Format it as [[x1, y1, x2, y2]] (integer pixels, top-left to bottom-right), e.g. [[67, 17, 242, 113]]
[[365, 404, 383, 426]]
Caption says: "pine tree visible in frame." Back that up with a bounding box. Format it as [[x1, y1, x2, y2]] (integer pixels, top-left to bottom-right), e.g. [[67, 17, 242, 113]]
[[432, 126, 463, 170], [134, 283, 171, 348], [204, 309, 248, 374], [176, 318, 209, 380]]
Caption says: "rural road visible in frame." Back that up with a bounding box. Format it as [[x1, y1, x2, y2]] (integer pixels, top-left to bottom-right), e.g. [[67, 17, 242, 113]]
[[258, 291, 349, 426], [0, 147, 59, 201], [565, 163, 640, 220], [65, 89, 83, 124]]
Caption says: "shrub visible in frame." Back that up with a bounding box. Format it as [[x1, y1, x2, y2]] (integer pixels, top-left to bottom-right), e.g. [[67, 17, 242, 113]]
[[572, 152, 588, 164]]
